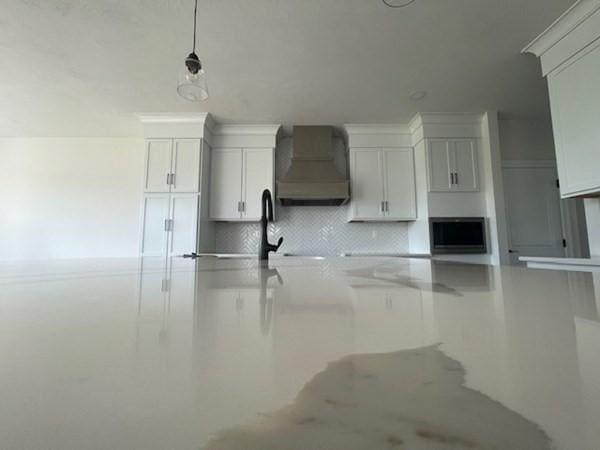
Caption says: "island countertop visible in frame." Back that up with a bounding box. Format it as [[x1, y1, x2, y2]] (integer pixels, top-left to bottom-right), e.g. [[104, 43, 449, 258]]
[[1, 256, 599, 450]]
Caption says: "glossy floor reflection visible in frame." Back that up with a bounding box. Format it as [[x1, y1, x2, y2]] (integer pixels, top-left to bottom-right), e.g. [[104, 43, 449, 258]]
[[1, 257, 599, 449]]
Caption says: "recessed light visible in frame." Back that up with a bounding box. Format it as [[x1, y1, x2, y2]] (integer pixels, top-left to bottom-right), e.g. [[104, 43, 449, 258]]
[[410, 91, 427, 101]]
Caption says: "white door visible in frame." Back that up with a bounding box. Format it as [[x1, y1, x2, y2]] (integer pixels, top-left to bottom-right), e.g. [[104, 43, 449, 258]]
[[144, 140, 172, 192], [242, 148, 274, 220], [171, 139, 201, 193], [428, 140, 453, 192], [503, 166, 565, 264], [168, 194, 199, 257], [140, 194, 170, 256], [350, 149, 384, 220], [383, 148, 417, 220], [209, 149, 242, 220], [452, 140, 479, 192]]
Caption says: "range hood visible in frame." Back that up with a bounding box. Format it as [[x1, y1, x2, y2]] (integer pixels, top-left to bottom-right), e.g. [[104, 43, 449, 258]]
[[276, 126, 350, 206]]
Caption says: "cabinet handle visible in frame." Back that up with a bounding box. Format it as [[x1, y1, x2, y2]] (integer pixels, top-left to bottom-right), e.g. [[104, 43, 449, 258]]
[[381, 201, 384, 213], [385, 201, 389, 212], [164, 219, 169, 231], [237, 201, 241, 213], [242, 201, 246, 213], [454, 172, 459, 185], [170, 173, 175, 186], [166, 173, 171, 185]]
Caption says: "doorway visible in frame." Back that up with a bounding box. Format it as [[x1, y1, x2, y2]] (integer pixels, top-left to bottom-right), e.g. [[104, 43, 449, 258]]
[[503, 162, 565, 264]]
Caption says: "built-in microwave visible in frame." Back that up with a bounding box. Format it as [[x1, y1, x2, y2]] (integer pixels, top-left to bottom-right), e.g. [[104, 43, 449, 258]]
[[429, 217, 487, 255]]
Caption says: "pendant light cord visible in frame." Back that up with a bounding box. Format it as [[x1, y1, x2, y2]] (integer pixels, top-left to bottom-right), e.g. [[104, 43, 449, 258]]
[[192, 0, 198, 53]]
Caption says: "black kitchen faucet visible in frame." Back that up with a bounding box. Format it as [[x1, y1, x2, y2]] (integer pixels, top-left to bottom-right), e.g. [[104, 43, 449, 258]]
[[259, 189, 283, 260]]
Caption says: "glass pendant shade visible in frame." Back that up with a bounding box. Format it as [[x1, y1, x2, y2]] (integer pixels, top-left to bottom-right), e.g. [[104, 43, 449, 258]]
[[177, 0, 208, 102], [177, 63, 208, 102]]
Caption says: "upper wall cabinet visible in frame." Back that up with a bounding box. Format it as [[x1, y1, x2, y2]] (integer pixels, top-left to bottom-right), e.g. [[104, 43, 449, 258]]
[[144, 139, 202, 193], [522, 2, 600, 198], [426, 139, 479, 192], [548, 45, 600, 198], [349, 147, 416, 222], [209, 148, 274, 221]]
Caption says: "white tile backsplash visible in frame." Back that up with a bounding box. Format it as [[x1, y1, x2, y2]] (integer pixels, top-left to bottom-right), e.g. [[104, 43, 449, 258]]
[[214, 136, 409, 255]]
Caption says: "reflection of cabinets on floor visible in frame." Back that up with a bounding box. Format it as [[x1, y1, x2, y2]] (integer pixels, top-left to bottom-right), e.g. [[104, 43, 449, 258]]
[[136, 258, 198, 349], [431, 261, 492, 291], [351, 287, 426, 349]]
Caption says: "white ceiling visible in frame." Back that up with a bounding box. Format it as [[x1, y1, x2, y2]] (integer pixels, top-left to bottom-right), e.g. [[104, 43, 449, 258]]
[[0, 0, 574, 136]]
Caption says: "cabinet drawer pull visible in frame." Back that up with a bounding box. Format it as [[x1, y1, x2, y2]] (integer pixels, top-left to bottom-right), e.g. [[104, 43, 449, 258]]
[[454, 172, 459, 184]]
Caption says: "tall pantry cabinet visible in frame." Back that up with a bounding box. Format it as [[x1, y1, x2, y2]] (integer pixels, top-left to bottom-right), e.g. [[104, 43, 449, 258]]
[[138, 115, 213, 258]]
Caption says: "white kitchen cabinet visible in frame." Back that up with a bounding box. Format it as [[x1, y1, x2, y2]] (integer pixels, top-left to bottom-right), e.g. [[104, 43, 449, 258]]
[[140, 194, 171, 256], [349, 147, 416, 222], [144, 140, 173, 192], [548, 44, 600, 198], [140, 193, 199, 257], [144, 139, 202, 193], [426, 139, 479, 192], [523, 3, 600, 199], [209, 148, 274, 221]]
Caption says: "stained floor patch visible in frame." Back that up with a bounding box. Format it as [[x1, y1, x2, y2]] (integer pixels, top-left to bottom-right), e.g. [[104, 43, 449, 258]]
[[201, 346, 552, 450]]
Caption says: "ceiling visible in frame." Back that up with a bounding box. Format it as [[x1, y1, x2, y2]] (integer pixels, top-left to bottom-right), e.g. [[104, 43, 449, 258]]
[[0, 0, 574, 137]]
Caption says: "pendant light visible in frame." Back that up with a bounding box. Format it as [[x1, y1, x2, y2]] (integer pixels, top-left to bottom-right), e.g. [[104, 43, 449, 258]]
[[177, 0, 208, 101]]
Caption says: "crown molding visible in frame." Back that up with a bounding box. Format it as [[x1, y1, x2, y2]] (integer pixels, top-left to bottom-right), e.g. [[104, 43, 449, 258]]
[[343, 123, 411, 135], [211, 124, 281, 136], [136, 112, 211, 124], [522, 0, 600, 57]]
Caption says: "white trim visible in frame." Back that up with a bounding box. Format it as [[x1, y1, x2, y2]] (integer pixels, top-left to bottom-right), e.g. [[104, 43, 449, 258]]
[[521, 0, 600, 57], [501, 159, 557, 168], [211, 124, 281, 136], [137, 113, 211, 124], [344, 124, 411, 135]]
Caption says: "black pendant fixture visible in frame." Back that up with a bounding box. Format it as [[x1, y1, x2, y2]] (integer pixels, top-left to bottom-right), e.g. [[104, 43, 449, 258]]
[[177, 0, 208, 101]]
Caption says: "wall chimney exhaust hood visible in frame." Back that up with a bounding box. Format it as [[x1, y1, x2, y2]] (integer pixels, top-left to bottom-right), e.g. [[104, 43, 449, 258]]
[[276, 126, 350, 206]]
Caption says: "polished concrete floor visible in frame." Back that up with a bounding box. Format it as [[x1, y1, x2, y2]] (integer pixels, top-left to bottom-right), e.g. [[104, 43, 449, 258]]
[[1, 257, 599, 449]]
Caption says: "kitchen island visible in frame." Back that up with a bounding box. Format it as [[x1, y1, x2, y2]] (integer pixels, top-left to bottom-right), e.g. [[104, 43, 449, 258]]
[[1, 256, 599, 449]]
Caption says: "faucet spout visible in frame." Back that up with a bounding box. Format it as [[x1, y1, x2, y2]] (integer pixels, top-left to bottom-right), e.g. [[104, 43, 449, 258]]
[[259, 189, 283, 260]]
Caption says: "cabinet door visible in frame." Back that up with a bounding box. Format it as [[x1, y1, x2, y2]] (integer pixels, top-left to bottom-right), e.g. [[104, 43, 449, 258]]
[[427, 140, 452, 192], [168, 194, 199, 257], [452, 140, 479, 192], [171, 139, 201, 193], [383, 148, 417, 220], [209, 149, 243, 220], [548, 44, 600, 198], [350, 149, 385, 220], [140, 194, 170, 256], [242, 148, 274, 221], [144, 140, 172, 192]]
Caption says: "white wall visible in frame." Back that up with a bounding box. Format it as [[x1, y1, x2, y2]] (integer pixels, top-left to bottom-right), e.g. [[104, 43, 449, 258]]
[[0, 138, 145, 260], [585, 199, 600, 257], [498, 119, 556, 161]]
